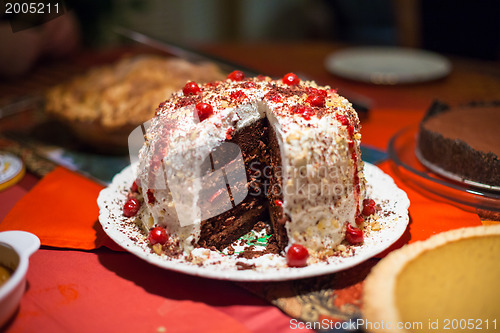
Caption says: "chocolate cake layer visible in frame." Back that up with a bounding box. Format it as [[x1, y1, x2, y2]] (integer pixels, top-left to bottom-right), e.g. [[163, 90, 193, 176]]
[[197, 195, 268, 250], [197, 118, 271, 249]]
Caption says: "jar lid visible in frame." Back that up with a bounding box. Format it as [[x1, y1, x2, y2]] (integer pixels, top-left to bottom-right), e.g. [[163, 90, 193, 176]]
[[0, 152, 25, 191]]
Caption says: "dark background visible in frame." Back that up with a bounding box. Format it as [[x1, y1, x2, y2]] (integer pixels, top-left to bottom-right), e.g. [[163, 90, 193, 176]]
[[67, 0, 500, 60]]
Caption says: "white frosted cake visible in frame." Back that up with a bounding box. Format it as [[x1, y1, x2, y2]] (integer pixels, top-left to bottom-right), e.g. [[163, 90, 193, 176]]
[[123, 72, 372, 266]]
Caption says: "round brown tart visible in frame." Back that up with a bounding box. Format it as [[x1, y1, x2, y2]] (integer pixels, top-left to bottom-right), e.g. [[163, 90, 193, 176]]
[[417, 101, 500, 187]]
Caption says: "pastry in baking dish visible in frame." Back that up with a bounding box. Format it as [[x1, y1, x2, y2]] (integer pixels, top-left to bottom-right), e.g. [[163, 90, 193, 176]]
[[45, 55, 225, 150]]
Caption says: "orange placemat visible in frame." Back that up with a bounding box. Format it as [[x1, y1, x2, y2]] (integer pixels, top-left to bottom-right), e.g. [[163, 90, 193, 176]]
[[379, 161, 483, 241], [0, 166, 118, 250], [361, 108, 424, 151]]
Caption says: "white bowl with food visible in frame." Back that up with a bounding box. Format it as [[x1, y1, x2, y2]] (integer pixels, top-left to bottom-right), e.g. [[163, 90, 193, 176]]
[[0, 231, 40, 327]]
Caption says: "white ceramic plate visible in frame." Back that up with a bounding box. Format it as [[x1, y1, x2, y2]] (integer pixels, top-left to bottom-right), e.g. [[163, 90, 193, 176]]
[[325, 47, 451, 85], [97, 163, 409, 281]]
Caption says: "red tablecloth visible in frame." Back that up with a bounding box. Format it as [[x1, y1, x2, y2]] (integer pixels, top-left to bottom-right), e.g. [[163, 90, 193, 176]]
[[11, 249, 309, 333]]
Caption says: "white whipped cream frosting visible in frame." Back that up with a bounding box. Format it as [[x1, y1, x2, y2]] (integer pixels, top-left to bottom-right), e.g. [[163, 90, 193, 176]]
[[134, 76, 365, 255]]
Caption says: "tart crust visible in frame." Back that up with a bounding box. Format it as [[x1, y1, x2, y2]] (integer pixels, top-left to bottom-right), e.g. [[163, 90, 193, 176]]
[[417, 101, 500, 187], [363, 225, 500, 333]]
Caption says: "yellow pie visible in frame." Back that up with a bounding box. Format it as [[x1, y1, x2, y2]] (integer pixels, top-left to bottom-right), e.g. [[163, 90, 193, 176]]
[[363, 225, 500, 332]]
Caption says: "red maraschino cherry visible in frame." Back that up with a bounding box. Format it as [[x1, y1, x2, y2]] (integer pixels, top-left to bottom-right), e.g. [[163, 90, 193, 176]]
[[148, 226, 169, 245], [282, 73, 300, 85], [345, 224, 363, 244], [227, 70, 245, 81], [183, 81, 201, 95], [362, 198, 376, 216], [195, 102, 213, 122], [123, 197, 140, 217], [286, 243, 309, 267]]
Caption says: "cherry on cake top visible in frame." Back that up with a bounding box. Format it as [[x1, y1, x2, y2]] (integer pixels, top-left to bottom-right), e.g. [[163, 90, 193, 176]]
[[161, 73, 357, 130], [182, 81, 201, 95]]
